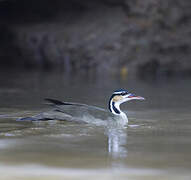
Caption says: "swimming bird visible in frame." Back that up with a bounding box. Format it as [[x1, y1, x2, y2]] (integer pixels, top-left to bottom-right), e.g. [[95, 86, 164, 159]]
[[18, 89, 144, 125]]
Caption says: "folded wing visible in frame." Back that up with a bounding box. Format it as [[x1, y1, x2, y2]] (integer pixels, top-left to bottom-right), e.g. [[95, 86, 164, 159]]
[[44, 98, 110, 119]]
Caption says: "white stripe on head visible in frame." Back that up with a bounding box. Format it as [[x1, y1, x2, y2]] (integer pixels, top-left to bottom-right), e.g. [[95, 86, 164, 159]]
[[113, 90, 128, 95]]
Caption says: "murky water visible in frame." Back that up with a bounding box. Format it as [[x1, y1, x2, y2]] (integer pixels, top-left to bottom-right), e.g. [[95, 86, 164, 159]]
[[0, 70, 191, 180]]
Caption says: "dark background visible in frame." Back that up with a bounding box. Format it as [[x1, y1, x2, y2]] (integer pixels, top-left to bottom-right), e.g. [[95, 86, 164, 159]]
[[0, 0, 191, 79]]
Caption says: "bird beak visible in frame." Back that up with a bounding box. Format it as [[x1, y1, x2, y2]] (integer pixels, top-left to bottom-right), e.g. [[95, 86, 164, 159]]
[[135, 96, 145, 100], [128, 95, 145, 100]]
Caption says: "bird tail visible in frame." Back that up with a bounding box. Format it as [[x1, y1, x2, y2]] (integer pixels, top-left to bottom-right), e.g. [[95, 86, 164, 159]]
[[44, 98, 72, 105], [17, 117, 36, 121]]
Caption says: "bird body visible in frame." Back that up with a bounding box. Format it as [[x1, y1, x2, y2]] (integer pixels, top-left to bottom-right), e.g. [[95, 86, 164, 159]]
[[18, 89, 144, 126]]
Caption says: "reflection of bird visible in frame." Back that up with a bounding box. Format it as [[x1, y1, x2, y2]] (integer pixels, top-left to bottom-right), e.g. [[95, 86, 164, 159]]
[[18, 89, 144, 125], [107, 127, 128, 158]]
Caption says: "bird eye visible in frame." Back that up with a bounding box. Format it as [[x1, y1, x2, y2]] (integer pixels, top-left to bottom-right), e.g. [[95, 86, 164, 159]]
[[121, 92, 127, 96]]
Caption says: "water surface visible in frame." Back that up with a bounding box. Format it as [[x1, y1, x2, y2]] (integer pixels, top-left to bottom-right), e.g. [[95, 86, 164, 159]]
[[0, 71, 191, 180]]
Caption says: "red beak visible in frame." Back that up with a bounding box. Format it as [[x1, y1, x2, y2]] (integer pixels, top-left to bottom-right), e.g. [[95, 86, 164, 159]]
[[136, 96, 145, 100], [128, 95, 145, 100]]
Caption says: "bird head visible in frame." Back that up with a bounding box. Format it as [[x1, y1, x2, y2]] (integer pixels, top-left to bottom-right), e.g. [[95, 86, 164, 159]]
[[109, 89, 145, 115], [111, 89, 145, 104]]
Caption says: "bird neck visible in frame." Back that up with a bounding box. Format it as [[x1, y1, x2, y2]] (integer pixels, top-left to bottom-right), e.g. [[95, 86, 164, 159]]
[[109, 100, 128, 123]]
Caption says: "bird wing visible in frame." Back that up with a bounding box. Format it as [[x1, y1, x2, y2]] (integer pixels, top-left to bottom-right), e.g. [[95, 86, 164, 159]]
[[44, 98, 110, 120]]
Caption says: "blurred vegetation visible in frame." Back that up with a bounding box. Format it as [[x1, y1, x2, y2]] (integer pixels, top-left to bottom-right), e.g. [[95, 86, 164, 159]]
[[0, 0, 191, 78]]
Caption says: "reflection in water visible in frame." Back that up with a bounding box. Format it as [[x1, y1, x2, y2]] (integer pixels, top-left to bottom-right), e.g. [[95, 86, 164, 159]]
[[106, 126, 128, 158]]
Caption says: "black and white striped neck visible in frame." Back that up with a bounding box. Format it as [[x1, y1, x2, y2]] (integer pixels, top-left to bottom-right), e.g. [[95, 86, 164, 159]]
[[109, 100, 121, 115], [108, 98, 128, 124]]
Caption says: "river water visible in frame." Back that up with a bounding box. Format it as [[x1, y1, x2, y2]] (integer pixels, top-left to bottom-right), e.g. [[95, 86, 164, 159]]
[[0, 70, 191, 180]]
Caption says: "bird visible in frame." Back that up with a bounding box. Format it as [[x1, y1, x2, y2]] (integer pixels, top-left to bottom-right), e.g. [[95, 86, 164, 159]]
[[18, 89, 145, 126]]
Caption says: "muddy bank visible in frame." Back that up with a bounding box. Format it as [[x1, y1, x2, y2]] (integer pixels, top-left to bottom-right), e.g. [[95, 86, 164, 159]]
[[0, 0, 191, 77]]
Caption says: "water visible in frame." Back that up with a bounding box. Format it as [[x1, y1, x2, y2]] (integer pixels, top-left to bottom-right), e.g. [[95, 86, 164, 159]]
[[0, 70, 191, 180]]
